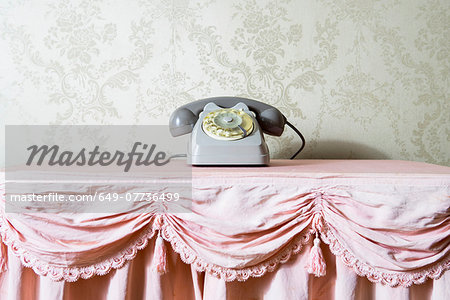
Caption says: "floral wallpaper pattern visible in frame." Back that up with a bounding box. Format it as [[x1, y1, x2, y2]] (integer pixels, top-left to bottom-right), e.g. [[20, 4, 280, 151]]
[[0, 0, 448, 165]]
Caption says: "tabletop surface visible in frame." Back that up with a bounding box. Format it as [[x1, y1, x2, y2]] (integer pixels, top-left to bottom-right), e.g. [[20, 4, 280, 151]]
[[192, 159, 450, 175], [2, 159, 450, 182]]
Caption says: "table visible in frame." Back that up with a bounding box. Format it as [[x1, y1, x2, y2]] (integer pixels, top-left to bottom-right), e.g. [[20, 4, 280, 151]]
[[0, 160, 449, 300]]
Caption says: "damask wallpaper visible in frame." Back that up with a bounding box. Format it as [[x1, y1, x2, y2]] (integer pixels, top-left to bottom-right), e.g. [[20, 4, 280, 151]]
[[0, 0, 448, 165]]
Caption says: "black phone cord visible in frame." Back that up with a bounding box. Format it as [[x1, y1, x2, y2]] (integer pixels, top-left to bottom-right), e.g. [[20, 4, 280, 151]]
[[286, 121, 306, 159]]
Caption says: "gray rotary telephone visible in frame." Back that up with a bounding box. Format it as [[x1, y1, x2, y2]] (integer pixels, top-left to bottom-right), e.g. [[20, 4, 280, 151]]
[[169, 97, 305, 165]]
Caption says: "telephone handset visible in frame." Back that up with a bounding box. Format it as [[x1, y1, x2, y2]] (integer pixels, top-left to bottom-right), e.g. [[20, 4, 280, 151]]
[[169, 97, 305, 165], [170, 97, 286, 137]]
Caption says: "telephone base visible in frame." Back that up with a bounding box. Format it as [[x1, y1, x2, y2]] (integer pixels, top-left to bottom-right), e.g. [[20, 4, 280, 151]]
[[189, 154, 269, 166], [187, 101, 271, 166]]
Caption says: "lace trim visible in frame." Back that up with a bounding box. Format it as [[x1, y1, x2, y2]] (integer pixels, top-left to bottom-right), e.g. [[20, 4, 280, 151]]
[[319, 219, 450, 287], [0, 209, 448, 284], [160, 218, 315, 281], [0, 214, 156, 282]]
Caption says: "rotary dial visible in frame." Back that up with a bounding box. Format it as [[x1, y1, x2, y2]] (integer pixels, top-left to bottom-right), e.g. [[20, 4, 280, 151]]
[[202, 108, 254, 140]]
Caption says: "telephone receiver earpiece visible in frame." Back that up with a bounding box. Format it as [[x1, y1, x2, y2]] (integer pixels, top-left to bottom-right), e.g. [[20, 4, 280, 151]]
[[169, 97, 286, 137]]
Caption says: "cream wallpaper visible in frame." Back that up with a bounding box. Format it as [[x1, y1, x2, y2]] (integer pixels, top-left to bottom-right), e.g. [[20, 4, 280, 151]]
[[0, 0, 449, 166]]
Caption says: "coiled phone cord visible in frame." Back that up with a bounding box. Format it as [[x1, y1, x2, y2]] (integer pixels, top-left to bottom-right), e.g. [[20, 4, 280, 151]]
[[286, 121, 306, 159]]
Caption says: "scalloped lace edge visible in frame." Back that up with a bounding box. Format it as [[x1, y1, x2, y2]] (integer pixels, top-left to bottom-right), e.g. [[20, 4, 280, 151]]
[[159, 221, 315, 281], [318, 219, 450, 287], [0, 214, 156, 282], [0, 212, 315, 282], [0, 213, 448, 285]]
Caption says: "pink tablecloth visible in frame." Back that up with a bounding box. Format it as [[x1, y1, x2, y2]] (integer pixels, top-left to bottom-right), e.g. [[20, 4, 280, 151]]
[[0, 160, 449, 299]]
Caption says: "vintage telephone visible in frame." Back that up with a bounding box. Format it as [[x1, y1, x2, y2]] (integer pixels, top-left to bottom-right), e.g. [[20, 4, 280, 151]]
[[169, 97, 305, 165]]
